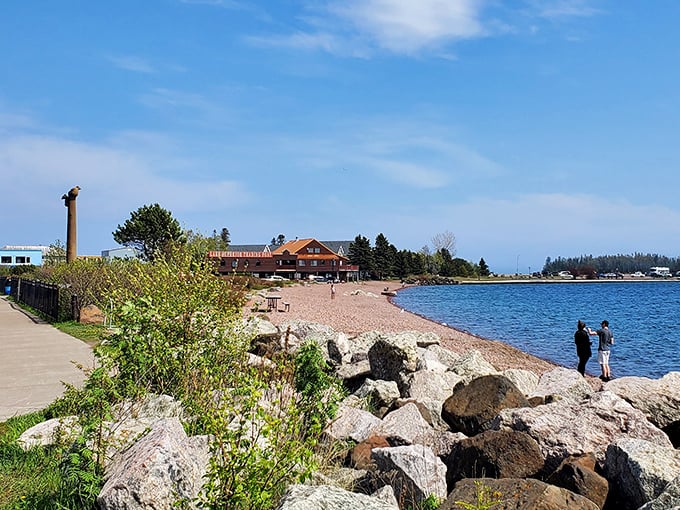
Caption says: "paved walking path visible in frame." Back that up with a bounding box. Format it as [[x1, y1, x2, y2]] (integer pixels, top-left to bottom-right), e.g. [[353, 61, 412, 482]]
[[0, 296, 94, 422]]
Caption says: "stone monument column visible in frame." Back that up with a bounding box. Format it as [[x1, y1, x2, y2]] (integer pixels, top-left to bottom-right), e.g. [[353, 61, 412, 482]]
[[62, 186, 81, 263]]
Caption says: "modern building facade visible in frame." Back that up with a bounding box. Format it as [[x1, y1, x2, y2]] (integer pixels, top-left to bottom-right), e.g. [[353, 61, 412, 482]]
[[209, 238, 359, 281], [101, 247, 141, 261], [0, 246, 47, 267]]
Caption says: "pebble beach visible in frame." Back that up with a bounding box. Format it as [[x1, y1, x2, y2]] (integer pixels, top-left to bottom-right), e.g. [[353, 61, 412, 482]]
[[253, 281, 558, 375]]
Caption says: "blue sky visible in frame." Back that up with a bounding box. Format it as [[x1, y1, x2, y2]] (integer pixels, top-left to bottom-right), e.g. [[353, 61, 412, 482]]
[[2, 0, 680, 274]]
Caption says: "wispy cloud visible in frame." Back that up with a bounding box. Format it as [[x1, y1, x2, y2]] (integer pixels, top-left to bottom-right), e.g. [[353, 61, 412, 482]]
[[107, 55, 156, 73], [248, 0, 603, 57], [328, 0, 486, 54], [526, 0, 603, 20]]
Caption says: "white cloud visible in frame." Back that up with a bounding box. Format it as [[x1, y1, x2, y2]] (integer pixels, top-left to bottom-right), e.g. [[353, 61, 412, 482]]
[[107, 55, 156, 73], [526, 0, 602, 20], [329, 0, 485, 53]]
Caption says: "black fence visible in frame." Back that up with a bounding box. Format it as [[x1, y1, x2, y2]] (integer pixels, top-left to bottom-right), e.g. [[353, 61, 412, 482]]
[[1, 277, 76, 322]]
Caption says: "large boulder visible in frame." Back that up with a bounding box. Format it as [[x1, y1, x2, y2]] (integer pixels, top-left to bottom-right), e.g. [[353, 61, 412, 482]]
[[441, 478, 599, 510], [492, 391, 673, 471], [604, 372, 680, 446], [324, 404, 381, 443], [354, 379, 400, 411], [445, 429, 544, 488], [546, 453, 608, 510], [529, 367, 593, 403], [368, 333, 419, 392], [602, 437, 680, 509], [502, 368, 540, 396], [638, 475, 680, 510], [442, 374, 531, 436], [371, 444, 447, 505], [403, 369, 462, 402], [275, 484, 398, 510], [449, 350, 498, 383], [97, 418, 210, 510], [372, 403, 435, 447], [18, 416, 80, 450]]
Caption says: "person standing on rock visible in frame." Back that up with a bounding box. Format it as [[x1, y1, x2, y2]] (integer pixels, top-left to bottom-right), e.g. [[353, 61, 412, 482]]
[[574, 320, 592, 376], [594, 320, 614, 381]]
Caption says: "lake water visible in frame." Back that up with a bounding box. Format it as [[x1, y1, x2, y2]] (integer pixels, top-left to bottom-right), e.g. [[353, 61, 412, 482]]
[[392, 281, 680, 379]]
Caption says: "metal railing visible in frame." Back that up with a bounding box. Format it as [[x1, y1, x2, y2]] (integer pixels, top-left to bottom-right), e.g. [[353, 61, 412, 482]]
[[2, 277, 75, 322]]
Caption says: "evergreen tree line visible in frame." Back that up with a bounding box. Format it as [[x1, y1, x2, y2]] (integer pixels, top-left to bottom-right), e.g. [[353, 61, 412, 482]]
[[347, 233, 490, 280], [543, 253, 680, 275]]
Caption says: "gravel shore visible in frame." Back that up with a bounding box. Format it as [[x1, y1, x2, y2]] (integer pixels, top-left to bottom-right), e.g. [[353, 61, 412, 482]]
[[250, 281, 558, 375]]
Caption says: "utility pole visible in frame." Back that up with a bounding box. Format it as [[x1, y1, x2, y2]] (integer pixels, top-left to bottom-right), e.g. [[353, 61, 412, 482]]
[[62, 186, 81, 263]]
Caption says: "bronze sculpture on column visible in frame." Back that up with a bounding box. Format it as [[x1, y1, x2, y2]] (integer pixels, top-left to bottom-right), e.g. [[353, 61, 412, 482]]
[[62, 186, 81, 263]]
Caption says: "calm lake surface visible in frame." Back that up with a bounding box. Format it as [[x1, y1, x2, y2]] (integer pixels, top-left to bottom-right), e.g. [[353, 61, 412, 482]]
[[393, 281, 680, 379]]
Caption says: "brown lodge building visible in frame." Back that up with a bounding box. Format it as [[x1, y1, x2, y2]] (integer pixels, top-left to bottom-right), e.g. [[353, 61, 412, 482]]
[[208, 238, 360, 281]]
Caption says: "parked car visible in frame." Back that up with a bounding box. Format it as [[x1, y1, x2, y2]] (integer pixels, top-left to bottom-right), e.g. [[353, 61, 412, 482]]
[[557, 271, 574, 279], [631, 271, 645, 278], [263, 275, 287, 282], [309, 276, 326, 283]]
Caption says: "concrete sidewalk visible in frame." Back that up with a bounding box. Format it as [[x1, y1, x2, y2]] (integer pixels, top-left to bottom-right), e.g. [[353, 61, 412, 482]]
[[0, 296, 94, 422]]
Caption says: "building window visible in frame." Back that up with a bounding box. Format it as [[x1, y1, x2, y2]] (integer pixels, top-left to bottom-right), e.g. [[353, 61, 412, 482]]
[[311, 260, 318, 266], [320, 260, 325, 265], [307, 248, 313, 253], [220, 259, 226, 266], [16, 257, 26, 264], [231, 260, 238, 268], [298, 260, 306, 266], [255, 260, 261, 266], [1, 256, 11, 264], [314, 248, 320, 253]]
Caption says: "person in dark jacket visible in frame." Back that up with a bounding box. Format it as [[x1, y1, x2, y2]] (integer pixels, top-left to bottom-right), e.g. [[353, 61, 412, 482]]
[[574, 320, 593, 376]]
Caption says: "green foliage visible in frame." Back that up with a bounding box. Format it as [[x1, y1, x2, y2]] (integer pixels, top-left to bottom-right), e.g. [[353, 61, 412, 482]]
[[43, 240, 66, 266], [478, 258, 490, 277], [406, 494, 441, 510], [543, 252, 680, 275], [454, 480, 503, 510], [294, 340, 346, 433], [348, 235, 374, 278], [112, 203, 184, 261]]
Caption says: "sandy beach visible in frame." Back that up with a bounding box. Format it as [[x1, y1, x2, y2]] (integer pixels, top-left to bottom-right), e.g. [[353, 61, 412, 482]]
[[251, 281, 558, 375]]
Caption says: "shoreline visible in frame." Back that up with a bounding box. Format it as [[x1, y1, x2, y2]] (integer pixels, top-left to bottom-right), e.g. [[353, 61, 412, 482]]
[[252, 280, 560, 376]]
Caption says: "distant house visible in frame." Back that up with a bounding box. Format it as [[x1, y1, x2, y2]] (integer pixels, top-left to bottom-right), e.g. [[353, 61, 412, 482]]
[[101, 247, 141, 261], [209, 238, 359, 281], [0, 245, 47, 267]]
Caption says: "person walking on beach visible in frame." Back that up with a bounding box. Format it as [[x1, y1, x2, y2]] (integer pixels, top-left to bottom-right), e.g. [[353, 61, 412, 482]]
[[330, 283, 336, 300], [574, 320, 592, 376], [594, 320, 614, 381]]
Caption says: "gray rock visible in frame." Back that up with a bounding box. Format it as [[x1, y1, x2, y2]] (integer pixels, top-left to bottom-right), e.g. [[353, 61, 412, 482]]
[[372, 403, 435, 447], [17, 416, 80, 450], [493, 390, 673, 471], [371, 444, 447, 504], [355, 379, 400, 410], [97, 418, 210, 510], [502, 368, 540, 396], [449, 349, 498, 383], [368, 333, 419, 391], [529, 367, 593, 402], [325, 404, 381, 443], [335, 359, 372, 382], [638, 475, 680, 510], [416, 347, 449, 372], [275, 484, 398, 510], [603, 437, 680, 509], [605, 372, 680, 440], [426, 344, 460, 369], [404, 369, 462, 402]]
